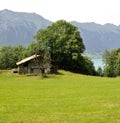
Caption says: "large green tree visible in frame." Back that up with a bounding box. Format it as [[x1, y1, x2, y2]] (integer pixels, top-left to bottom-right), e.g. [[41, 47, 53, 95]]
[[35, 20, 88, 73]]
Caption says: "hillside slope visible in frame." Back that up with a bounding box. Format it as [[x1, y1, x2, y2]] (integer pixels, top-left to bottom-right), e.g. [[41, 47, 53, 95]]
[[0, 70, 120, 123]]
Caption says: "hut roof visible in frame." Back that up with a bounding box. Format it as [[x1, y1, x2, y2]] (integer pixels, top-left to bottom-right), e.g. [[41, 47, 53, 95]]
[[16, 55, 39, 65]]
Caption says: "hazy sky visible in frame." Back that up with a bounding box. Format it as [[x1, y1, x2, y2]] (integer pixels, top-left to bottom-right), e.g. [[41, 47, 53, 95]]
[[0, 0, 120, 25]]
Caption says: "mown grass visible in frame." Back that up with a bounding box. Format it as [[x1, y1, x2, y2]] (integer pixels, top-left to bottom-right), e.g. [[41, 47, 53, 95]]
[[0, 70, 120, 123]]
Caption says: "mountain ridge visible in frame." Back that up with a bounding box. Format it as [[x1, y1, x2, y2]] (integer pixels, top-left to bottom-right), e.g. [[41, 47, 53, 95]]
[[0, 9, 120, 54], [0, 9, 52, 46], [71, 21, 120, 53]]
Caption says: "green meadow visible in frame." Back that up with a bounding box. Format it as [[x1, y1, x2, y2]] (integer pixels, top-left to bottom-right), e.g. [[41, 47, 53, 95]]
[[0, 70, 120, 123]]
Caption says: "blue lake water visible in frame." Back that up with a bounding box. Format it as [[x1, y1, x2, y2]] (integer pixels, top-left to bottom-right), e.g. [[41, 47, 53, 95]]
[[91, 58, 103, 70]]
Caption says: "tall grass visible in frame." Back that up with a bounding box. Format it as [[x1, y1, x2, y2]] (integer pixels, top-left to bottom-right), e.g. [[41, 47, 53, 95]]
[[0, 70, 120, 123]]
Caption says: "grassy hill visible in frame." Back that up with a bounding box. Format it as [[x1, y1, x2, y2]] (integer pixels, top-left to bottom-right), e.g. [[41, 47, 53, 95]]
[[0, 70, 120, 123]]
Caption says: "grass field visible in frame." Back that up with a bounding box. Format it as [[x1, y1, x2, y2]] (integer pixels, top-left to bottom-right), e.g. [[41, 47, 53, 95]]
[[0, 70, 120, 123]]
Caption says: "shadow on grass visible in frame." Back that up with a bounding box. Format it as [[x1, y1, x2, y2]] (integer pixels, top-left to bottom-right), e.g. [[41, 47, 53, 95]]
[[25, 70, 65, 79], [56, 71, 64, 75]]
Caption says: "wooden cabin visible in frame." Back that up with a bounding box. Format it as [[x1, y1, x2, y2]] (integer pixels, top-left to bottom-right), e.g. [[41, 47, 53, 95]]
[[16, 55, 50, 74]]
